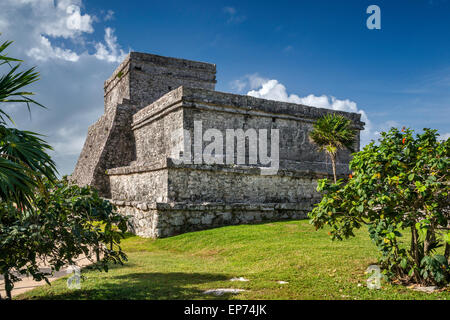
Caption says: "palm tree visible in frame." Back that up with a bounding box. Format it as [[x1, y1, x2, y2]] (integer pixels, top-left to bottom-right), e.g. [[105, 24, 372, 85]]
[[0, 37, 56, 210], [309, 113, 356, 183], [0, 36, 57, 299]]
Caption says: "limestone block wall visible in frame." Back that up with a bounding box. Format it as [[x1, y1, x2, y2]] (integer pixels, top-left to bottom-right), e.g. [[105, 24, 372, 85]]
[[128, 86, 364, 172], [112, 202, 309, 238], [107, 162, 325, 204], [166, 165, 322, 204], [108, 168, 168, 203], [107, 159, 340, 238], [70, 102, 137, 196], [73, 52, 216, 196], [181, 106, 353, 172], [180, 87, 363, 168], [104, 52, 216, 111], [133, 109, 184, 165]]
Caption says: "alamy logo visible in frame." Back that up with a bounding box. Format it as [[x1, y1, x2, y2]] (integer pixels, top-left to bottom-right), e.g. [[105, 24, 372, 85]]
[[66, 265, 81, 290], [171, 121, 280, 175], [366, 5, 381, 30], [366, 265, 381, 289]]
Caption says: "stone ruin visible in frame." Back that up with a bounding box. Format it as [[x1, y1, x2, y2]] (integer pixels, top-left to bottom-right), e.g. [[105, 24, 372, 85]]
[[71, 52, 365, 238]]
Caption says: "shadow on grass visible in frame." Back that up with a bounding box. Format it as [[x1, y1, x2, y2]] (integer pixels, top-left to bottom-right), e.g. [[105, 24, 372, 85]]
[[26, 272, 234, 300]]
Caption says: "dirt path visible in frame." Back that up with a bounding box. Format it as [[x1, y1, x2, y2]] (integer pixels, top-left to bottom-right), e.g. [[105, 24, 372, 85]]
[[0, 256, 92, 299]]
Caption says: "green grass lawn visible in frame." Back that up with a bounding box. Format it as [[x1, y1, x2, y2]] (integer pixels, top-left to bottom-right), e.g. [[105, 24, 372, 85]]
[[19, 220, 449, 300]]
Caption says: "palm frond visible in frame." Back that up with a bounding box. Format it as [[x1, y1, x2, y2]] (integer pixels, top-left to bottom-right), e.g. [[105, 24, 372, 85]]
[[309, 113, 356, 153], [0, 157, 37, 208], [309, 113, 357, 182], [0, 36, 57, 209], [0, 126, 57, 181], [0, 40, 44, 124], [0, 39, 22, 64]]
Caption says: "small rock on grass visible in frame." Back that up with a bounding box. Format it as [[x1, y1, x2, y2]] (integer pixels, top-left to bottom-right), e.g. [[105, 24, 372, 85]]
[[203, 288, 246, 296], [230, 277, 249, 282], [411, 285, 438, 293]]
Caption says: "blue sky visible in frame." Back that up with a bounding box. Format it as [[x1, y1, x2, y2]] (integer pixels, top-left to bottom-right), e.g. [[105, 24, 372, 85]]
[[0, 0, 449, 175]]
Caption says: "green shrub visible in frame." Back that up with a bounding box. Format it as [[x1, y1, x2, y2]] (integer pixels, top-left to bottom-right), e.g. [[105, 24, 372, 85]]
[[309, 127, 449, 286], [0, 36, 128, 300], [0, 178, 128, 299]]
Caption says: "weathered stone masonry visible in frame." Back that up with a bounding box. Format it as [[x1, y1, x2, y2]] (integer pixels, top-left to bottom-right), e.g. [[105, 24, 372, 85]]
[[71, 52, 365, 238]]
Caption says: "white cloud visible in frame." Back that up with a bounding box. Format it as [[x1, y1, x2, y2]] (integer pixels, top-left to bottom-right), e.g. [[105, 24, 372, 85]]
[[66, 4, 93, 31], [234, 74, 373, 146], [230, 79, 247, 92], [283, 45, 293, 53], [0, 16, 8, 30], [6, 0, 94, 40], [0, 0, 128, 175], [223, 6, 246, 24], [223, 7, 236, 15], [232, 73, 269, 91], [52, 129, 86, 156], [231, 73, 267, 92], [0, 0, 126, 63], [27, 35, 79, 62], [248, 79, 301, 102], [373, 120, 401, 137], [104, 9, 115, 21], [95, 27, 127, 63], [439, 132, 450, 141]]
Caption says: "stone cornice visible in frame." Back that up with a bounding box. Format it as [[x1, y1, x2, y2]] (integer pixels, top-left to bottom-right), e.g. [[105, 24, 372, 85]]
[[106, 157, 347, 180], [109, 200, 317, 211], [131, 86, 365, 131]]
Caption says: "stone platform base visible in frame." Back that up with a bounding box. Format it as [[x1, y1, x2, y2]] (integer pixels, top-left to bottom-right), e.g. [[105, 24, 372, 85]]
[[110, 201, 316, 238]]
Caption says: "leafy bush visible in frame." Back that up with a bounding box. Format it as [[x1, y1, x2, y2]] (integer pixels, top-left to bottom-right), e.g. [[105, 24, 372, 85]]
[[0, 37, 128, 300], [0, 178, 128, 299], [309, 128, 449, 286]]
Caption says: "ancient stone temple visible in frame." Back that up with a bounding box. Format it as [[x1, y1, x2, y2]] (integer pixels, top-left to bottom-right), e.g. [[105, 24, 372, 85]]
[[71, 52, 365, 238]]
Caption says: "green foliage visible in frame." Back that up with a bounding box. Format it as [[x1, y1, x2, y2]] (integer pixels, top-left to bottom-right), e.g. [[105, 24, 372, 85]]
[[0, 36, 55, 209], [309, 127, 450, 286], [309, 113, 356, 182], [0, 127, 57, 207], [0, 178, 128, 299], [0, 38, 44, 122], [0, 37, 128, 300]]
